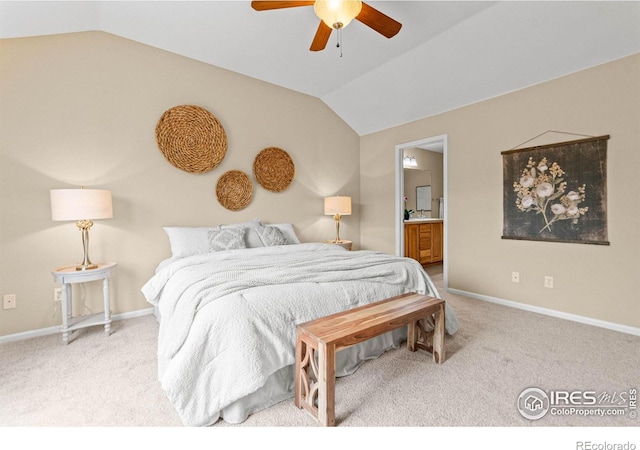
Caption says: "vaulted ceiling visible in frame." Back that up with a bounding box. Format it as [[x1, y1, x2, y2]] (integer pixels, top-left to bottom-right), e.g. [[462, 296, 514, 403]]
[[2, 1, 639, 135]]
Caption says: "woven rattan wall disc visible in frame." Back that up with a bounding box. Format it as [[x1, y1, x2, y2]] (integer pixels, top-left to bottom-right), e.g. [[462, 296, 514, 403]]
[[216, 170, 253, 211], [253, 147, 295, 192], [155, 105, 227, 174]]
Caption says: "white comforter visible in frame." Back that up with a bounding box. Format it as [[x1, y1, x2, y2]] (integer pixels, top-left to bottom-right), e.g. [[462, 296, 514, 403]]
[[141, 243, 459, 426]]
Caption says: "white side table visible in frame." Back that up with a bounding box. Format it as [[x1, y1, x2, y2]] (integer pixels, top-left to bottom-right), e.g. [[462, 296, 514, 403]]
[[323, 240, 353, 251], [51, 262, 117, 345]]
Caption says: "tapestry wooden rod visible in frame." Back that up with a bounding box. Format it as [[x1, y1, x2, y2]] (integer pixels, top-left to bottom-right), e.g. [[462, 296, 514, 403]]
[[502, 134, 610, 155]]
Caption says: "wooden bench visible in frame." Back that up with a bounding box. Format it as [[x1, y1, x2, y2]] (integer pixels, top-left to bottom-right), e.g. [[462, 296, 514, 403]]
[[294, 292, 446, 426]]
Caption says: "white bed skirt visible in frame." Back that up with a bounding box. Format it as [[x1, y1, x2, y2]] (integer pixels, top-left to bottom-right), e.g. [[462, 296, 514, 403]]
[[155, 316, 406, 426]]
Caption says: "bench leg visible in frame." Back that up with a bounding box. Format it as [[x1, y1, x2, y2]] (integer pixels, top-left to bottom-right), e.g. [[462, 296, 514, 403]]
[[295, 332, 305, 408], [407, 321, 417, 352], [432, 303, 446, 364], [317, 341, 336, 427], [406, 304, 447, 364]]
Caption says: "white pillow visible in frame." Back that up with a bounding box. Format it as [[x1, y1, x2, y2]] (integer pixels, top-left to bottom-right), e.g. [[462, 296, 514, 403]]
[[219, 219, 263, 248], [264, 223, 301, 244], [255, 225, 288, 246], [163, 227, 211, 259], [208, 227, 247, 251]]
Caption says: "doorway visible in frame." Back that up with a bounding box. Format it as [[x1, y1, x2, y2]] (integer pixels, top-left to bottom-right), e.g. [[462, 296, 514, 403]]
[[395, 134, 448, 289]]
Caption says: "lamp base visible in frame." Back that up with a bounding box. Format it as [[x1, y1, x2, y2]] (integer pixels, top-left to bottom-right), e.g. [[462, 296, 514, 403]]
[[76, 221, 97, 271]]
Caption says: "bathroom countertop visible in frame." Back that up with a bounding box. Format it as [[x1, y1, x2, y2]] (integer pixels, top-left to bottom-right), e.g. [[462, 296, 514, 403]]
[[403, 218, 443, 223]]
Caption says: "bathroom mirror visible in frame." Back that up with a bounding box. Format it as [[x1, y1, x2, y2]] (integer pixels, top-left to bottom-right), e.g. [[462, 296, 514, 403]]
[[416, 185, 432, 211]]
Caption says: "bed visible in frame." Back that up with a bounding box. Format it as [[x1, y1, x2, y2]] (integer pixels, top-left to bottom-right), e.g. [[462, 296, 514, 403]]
[[141, 220, 459, 427]]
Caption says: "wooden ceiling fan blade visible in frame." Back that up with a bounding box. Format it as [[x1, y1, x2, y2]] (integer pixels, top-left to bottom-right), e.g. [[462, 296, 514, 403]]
[[310, 21, 332, 51], [356, 2, 402, 38], [251, 1, 314, 11]]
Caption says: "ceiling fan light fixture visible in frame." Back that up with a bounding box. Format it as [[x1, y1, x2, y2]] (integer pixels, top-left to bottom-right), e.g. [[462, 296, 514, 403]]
[[314, 0, 362, 30]]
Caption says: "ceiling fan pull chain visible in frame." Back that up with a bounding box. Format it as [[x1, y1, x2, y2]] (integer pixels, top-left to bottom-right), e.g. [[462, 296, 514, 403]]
[[336, 27, 343, 57]]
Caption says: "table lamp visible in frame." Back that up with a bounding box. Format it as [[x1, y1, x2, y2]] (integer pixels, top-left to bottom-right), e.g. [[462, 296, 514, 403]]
[[324, 195, 351, 243], [50, 187, 113, 271]]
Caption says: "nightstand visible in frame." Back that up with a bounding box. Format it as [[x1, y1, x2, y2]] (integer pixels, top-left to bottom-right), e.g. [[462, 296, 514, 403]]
[[323, 240, 353, 251], [51, 262, 117, 345]]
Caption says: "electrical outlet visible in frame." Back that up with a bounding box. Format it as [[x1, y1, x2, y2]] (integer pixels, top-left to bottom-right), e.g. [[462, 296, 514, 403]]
[[54, 288, 62, 303], [3, 294, 16, 309], [544, 276, 554, 288], [511, 271, 520, 283]]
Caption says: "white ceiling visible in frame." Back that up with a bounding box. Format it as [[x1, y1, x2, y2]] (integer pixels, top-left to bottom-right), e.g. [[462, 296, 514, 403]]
[[2, 1, 639, 135]]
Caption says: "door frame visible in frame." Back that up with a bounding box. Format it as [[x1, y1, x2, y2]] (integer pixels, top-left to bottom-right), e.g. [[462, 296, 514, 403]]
[[395, 134, 449, 290]]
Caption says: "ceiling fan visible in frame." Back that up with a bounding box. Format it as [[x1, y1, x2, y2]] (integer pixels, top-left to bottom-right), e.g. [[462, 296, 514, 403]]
[[251, 1, 402, 52]]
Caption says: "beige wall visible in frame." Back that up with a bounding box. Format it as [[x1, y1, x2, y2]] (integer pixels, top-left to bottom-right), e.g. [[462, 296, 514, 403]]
[[361, 53, 640, 329], [0, 32, 360, 337]]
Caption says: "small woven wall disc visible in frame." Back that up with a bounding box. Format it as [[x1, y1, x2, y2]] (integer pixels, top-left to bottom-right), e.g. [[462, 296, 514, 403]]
[[155, 105, 227, 174], [216, 170, 253, 211], [253, 147, 295, 192]]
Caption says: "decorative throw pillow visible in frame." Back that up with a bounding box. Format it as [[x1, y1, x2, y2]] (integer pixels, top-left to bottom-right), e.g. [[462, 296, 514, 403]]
[[261, 222, 301, 244], [219, 219, 263, 248], [255, 225, 288, 246], [208, 227, 247, 251]]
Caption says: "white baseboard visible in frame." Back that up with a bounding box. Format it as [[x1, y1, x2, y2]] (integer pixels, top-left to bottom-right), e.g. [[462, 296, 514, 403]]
[[447, 288, 640, 337], [4, 293, 638, 343], [0, 307, 155, 344]]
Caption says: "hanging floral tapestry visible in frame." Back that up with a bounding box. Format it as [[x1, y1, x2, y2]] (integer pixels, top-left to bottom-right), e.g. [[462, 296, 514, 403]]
[[501, 135, 609, 245]]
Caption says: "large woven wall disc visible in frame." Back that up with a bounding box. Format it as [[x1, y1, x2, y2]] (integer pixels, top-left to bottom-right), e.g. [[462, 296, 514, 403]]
[[155, 105, 227, 174], [216, 170, 253, 211], [253, 147, 295, 192]]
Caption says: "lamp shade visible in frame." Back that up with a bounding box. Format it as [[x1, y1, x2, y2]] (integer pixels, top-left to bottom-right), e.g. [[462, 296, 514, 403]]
[[50, 189, 113, 221], [324, 196, 352, 216], [314, 0, 362, 29]]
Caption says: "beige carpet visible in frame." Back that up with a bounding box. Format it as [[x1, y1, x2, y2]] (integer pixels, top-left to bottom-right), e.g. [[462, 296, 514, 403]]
[[1, 265, 638, 442]]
